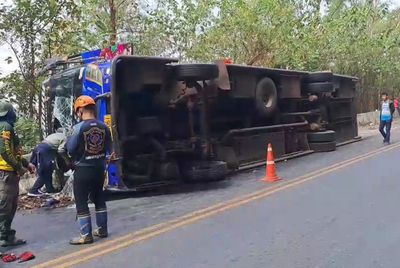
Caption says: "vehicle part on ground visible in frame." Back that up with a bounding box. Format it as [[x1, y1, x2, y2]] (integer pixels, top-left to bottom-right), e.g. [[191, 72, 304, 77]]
[[303, 71, 333, 83], [182, 161, 228, 182], [255, 77, 278, 117], [307, 130, 336, 143], [309, 141, 337, 152], [303, 82, 334, 93], [173, 64, 219, 81]]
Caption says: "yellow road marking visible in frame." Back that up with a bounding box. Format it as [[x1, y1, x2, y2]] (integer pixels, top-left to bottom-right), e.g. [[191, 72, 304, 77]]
[[33, 142, 400, 268]]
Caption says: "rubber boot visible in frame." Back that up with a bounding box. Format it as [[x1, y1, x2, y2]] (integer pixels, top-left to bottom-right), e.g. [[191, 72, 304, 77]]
[[70, 215, 93, 245], [93, 210, 108, 238]]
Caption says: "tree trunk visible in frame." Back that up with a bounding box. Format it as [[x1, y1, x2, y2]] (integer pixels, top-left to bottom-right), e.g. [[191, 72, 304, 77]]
[[38, 86, 43, 140], [109, 0, 117, 45], [27, 17, 37, 119]]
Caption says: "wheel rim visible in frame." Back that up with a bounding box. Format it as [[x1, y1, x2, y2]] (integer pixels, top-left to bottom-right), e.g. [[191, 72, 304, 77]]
[[263, 95, 274, 108]]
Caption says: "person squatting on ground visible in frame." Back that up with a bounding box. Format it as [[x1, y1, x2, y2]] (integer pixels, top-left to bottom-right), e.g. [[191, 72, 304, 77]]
[[28, 128, 66, 197], [66, 95, 111, 245], [379, 92, 395, 145], [0, 101, 35, 247]]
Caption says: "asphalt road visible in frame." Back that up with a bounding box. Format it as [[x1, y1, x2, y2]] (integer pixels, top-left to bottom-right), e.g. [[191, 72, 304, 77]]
[[3, 127, 400, 267]]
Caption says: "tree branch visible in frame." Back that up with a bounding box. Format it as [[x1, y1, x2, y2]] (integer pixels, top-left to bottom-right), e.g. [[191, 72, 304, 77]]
[[4, 39, 38, 96], [4, 39, 29, 81], [117, 0, 129, 9], [247, 52, 264, 66], [34, 0, 68, 34]]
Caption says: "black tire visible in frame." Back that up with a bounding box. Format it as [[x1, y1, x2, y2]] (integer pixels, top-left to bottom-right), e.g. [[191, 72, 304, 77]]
[[125, 159, 151, 174], [182, 161, 227, 182], [255, 77, 278, 117], [303, 82, 334, 93], [309, 141, 336, 152], [174, 64, 219, 81], [303, 72, 333, 83], [307, 130, 336, 143]]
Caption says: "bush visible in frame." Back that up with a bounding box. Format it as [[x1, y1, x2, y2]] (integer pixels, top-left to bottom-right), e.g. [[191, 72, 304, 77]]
[[15, 118, 41, 153]]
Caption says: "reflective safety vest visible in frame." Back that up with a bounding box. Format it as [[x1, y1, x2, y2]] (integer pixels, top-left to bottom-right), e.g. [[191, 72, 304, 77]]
[[0, 121, 20, 172]]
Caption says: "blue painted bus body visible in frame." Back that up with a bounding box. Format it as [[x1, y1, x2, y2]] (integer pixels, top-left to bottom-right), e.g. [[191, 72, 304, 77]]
[[79, 55, 120, 188]]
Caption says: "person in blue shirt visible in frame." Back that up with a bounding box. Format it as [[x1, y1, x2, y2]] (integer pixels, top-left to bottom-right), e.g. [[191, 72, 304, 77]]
[[28, 129, 66, 197], [379, 92, 395, 145], [66, 95, 111, 245]]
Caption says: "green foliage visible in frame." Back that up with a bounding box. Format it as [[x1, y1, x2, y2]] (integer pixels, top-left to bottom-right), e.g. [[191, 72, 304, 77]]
[[0, 0, 81, 121], [14, 117, 41, 153]]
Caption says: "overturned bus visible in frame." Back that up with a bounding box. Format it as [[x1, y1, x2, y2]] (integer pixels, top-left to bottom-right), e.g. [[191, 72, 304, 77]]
[[41, 50, 359, 191]]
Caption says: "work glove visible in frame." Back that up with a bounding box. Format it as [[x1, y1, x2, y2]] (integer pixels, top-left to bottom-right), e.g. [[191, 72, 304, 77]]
[[2, 253, 16, 263], [17, 251, 35, 263]]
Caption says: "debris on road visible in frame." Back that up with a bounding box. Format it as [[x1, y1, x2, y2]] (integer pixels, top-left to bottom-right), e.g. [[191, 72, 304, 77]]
[[18, 195, 73, 211], [18, 171, 75, 211]]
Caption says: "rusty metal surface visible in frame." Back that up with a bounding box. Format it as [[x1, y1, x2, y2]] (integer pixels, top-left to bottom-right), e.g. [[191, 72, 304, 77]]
[[278, 74, 302, 99], [215, 60, 231, 90]]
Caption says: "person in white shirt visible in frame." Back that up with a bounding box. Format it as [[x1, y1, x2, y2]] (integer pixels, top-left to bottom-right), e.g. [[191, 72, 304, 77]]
[[379, 92, 395, 145]]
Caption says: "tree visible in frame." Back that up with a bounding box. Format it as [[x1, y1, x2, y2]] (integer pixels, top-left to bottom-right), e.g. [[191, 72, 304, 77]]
[[77, 0, 142, 48], [0, 0, 80, 138]]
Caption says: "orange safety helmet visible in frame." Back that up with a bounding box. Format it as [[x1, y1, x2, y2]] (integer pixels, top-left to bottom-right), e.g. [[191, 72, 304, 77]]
[[74, 95, 96, 113]]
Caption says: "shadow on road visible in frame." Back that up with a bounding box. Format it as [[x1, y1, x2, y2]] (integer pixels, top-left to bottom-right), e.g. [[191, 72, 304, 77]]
[[105, 178, 233, 201]]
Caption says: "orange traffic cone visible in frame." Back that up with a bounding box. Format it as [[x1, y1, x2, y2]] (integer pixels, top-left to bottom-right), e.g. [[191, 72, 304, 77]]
[[261, 143, 281, 183]]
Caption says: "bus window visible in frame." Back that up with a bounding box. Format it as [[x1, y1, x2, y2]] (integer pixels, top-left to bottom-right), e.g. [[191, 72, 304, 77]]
[[86, 64, 103, 86]]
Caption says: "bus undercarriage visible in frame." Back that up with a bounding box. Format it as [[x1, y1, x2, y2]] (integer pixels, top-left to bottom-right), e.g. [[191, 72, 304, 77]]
[[43, 55, 359, 191]]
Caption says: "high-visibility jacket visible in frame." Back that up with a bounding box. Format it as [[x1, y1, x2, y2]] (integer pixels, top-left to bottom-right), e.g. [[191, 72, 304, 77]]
[[0, 121, 23, 172]]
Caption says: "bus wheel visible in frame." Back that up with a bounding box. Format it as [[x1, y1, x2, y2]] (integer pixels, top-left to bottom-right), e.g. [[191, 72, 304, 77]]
[[303, 71, 333, 83], [303, 82, 334, 93], [255, 77, 278, 118], [182, 161, 228, 182], [173, 64, 219, 81], [309, 141, 336, 152], [307, 130, 336, 143]]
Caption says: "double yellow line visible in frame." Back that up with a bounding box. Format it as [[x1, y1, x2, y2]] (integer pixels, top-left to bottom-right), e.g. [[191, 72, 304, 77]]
[[33, 142, 400, 268]]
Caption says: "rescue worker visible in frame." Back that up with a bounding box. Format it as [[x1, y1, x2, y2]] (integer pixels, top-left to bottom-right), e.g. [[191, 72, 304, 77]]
[[28, 128, 66, 196], [0, 101, 35, 247], [66, 95, 111, 245]]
